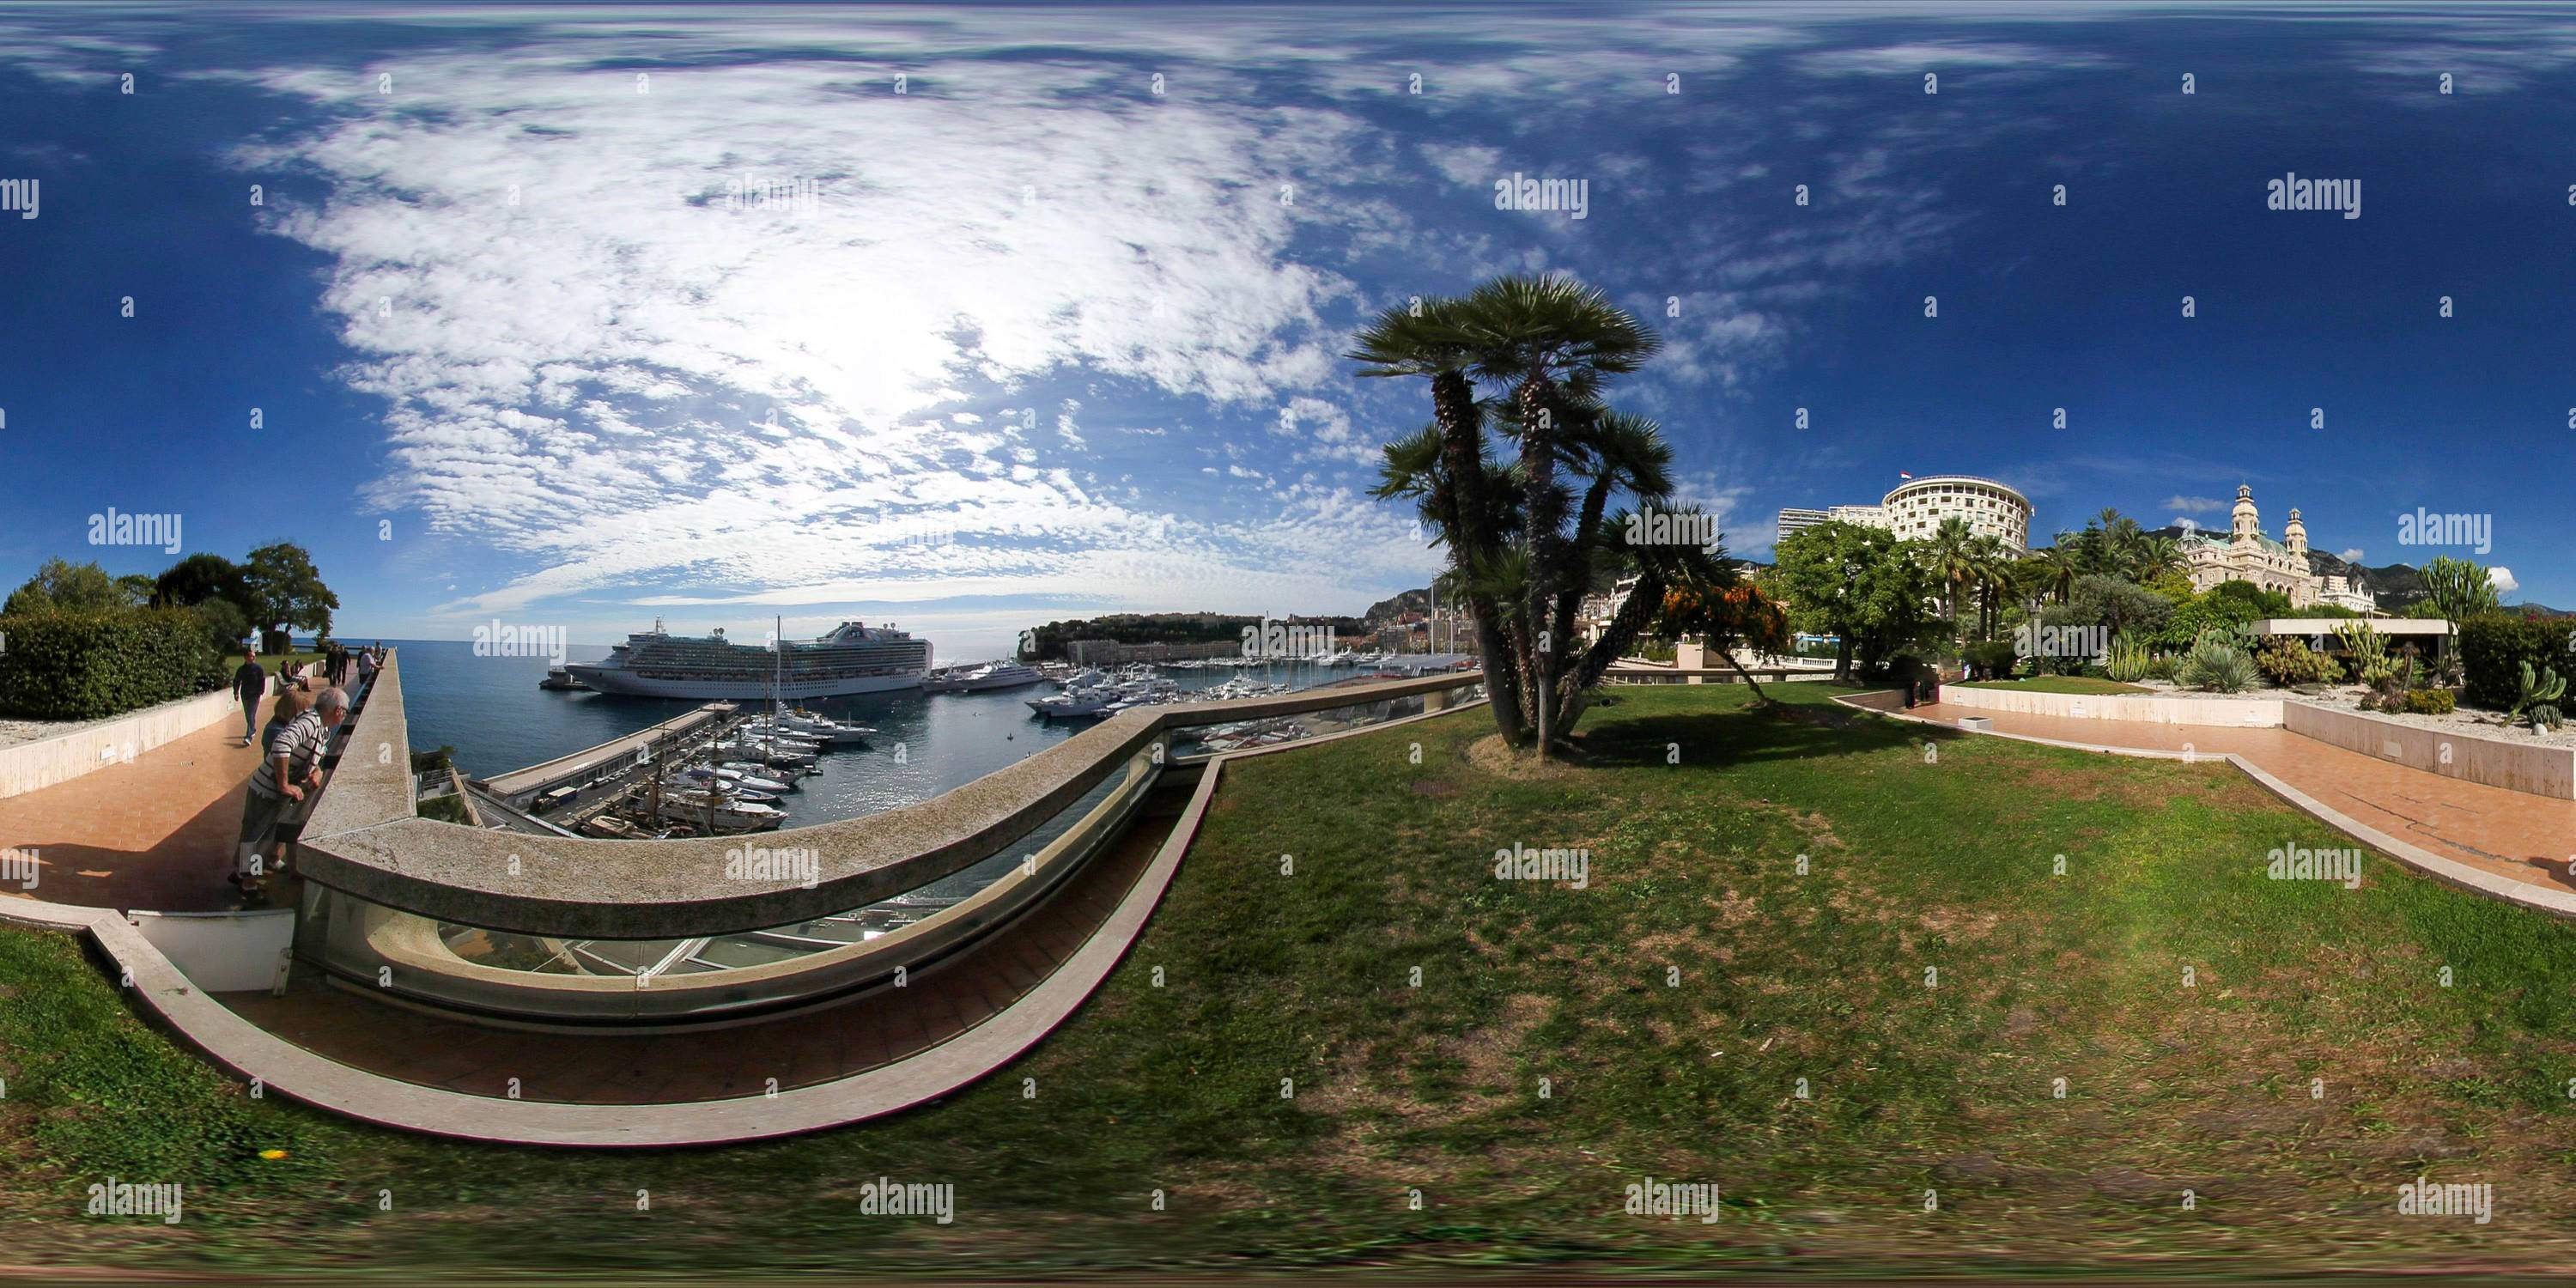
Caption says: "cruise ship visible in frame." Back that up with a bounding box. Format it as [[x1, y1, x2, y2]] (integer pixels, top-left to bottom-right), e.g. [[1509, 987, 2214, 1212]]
[[567, 619, 932, 700]]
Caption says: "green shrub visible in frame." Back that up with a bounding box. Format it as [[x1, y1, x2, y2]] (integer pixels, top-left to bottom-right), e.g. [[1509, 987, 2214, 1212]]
[[2105, 634, 2154, 683], [2254, 637, 2342, 687], [2177, 629, 2257, 693], [2402, 689, 2456, 715], [2336, 620, 2397, 688], [2460, 614, 2576, 712], [1962, 639, 2018, 680], [0, 609, 225, 720]]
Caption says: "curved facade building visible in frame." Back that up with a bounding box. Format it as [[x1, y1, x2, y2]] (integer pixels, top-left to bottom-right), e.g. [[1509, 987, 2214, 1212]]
[[1876, 475, 2032, 550]]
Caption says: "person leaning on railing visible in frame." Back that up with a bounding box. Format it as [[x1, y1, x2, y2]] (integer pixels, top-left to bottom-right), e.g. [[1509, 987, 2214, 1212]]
[[233, 685, 347, 902]]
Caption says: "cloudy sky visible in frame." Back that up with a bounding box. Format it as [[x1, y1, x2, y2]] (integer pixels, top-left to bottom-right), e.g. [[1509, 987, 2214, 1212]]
[[3, 2, 2574, 653]]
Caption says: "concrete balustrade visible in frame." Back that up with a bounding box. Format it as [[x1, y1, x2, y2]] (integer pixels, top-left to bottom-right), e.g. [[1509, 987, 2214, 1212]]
[[0, 688, 238, 800], [2283, 702, 2576, 800], [1941, 684, 2284, 727]]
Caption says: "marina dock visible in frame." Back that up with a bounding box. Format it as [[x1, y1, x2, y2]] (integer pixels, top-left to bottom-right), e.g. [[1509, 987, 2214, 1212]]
[[477, 702, 738, 810]]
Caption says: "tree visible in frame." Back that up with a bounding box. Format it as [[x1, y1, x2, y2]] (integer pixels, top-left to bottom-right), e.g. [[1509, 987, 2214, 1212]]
[[1658, 581, 1790, 700], [2134, 534, 2183, 582], [1360, 275, 1712, 758], [2418, 555, 2500, 656], [1771, 521, 1941, 682], [2055, 574, 2174, 639], [3, 558, 128, 615], [155, 553, 247, 610], [2027, 540, 2081, 605], [1921, 517, 1980, 661], [191, 598, 252, 654], [2209, 578, 2293, 618], [240, 543, 340, 648]]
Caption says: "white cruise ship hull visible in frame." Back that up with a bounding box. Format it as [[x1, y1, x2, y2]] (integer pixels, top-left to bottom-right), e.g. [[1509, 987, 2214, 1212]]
[[565, 666, 922, 700]]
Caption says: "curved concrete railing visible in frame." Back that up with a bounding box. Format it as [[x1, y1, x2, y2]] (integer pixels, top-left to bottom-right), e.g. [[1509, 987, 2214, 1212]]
[[341, 746, 1167, 1026], [0, 683, 1495, 1145], [295, 658, 1481, 939]]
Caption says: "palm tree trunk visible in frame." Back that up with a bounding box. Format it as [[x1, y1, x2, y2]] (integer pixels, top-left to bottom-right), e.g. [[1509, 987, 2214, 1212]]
[[1425, 368, 1528, 744], [1516, 375, 1564, 760]]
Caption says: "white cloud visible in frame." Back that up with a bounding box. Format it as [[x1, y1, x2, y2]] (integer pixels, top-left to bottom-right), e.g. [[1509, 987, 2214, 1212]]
[[2491, 566, 2520, 595], [2339, 547, 2365, 562], [2164, 495, 2227, 513]]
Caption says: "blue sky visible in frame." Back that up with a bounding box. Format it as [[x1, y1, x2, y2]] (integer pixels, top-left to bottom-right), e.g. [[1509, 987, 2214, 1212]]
[[3, 2, 2572, 656]]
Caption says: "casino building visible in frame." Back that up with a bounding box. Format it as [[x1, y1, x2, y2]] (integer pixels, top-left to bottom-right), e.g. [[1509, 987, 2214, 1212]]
[[2180, 485, 2376, 612]]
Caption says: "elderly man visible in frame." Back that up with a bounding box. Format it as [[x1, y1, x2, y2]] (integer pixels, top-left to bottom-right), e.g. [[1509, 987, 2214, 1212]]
[[232, 685, 348, 901]]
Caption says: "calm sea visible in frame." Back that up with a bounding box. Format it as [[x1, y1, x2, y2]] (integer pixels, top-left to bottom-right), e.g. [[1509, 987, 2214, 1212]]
[[373, 640, 1371, 826]]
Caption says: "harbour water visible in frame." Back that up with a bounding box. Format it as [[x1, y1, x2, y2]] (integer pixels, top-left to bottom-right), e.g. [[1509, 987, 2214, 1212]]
[[385, 639, 1428, 829]]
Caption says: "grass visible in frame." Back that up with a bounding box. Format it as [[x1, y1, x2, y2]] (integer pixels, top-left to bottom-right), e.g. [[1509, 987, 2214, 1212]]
[[6, 683, 2576, 1277], [248, 652, 327, 677], [1959, 675, 2150, 695]]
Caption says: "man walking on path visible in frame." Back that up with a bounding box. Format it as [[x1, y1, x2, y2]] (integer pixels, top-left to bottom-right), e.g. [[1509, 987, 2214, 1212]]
[[229, 647, 267, 745]]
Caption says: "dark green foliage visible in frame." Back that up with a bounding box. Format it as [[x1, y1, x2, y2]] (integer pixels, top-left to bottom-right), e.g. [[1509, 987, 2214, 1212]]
[[2458, 613, 2576, 712], [2402, 689, 2456, 715], [1962, 638, 2017, 680], [0, 609, 225, 720]]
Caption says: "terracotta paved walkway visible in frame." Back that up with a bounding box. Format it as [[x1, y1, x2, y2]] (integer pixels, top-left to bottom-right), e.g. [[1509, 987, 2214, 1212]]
[[0, 720, 264, 912], [1905, 701, 2576, 900], [216, 781, 1188, 1104]]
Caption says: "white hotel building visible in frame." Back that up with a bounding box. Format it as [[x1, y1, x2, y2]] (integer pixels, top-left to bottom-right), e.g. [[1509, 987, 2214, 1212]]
[[1777, 475, 2032, 552]]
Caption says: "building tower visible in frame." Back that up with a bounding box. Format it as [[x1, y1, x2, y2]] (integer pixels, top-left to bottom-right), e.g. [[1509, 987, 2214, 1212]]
[[2283, 507, 2307, 557], [2231, 484, 2259, 544]]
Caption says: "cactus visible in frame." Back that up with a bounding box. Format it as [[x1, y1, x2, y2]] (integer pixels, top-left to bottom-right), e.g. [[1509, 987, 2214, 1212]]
[[2531, 702, 2564, 733], [2105, 634, 2153, 683], [2516, 660, 2567, 721], [2336, 620, 2394, 688]]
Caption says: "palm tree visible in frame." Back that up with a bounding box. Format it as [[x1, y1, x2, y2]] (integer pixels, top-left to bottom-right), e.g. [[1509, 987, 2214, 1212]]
[[1352, 297, 1529, 742], [1445, 276, 1663, 757], [1966, 533, 2012, 641], [1359, 275, 1703, 760], [2093, 508, 2145, 579], [2030, 540, 2081, 605], [1923, 517, 1980, 660], [2134, 533, 2182, 583]]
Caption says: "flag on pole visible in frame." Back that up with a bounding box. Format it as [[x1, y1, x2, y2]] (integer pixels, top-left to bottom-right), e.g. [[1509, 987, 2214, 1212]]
[[1898, 471, 1914, 479]]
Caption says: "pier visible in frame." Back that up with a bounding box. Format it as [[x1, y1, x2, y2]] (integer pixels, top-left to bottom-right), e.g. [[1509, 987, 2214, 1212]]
[[476, 702, 738, 811]]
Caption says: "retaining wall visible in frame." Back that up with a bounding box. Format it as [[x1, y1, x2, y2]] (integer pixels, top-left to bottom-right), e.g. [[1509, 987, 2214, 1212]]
[[1942, 685, 2283, 728], [2284, 702, 2576, 800], [0, 688, 237, 801]]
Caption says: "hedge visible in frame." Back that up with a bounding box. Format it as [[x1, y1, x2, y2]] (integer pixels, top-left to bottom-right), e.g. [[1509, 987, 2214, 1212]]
[[0, 609, 228, 721], [2457, 613, 2576, 712]]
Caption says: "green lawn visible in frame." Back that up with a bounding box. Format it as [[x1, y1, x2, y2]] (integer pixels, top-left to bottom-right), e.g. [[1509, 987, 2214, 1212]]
[[1959, 675, 2151, 695], [5, 683, 2575, 1277]]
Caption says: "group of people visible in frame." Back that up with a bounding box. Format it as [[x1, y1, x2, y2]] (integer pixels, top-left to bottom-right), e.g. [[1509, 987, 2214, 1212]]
[[224, 641, 382, 903]]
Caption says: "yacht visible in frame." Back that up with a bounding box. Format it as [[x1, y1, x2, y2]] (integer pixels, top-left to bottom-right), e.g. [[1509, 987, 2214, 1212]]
[[921, 661, 1046, 692], [538, 665, 588, 691], [680, 764, 795, 795], [650, 788, 785, 832], [568, 618, 931, 699], [751, 711, 873, 745], [1027, 684, 1121, 719]]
